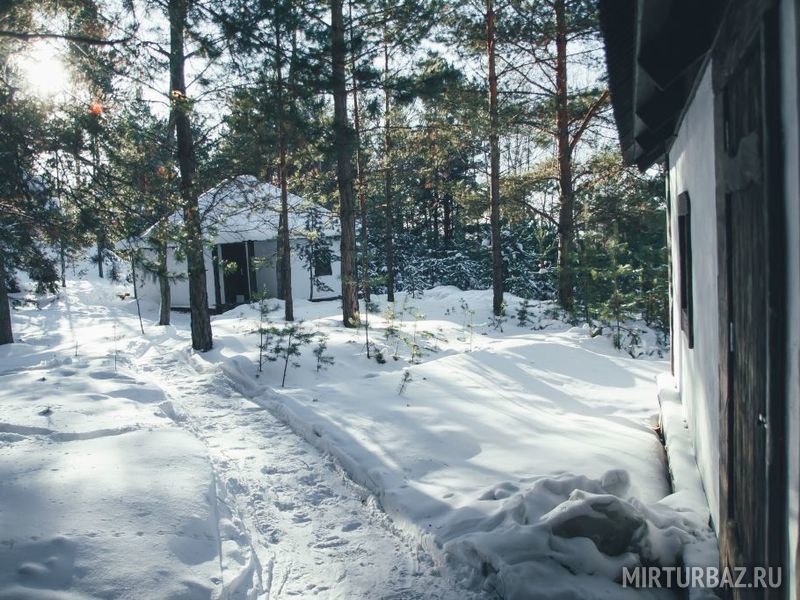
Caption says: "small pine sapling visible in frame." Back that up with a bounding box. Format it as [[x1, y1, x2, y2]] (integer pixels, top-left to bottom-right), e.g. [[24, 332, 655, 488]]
[[516, 299, 532, 327], [626, 328, 642, 358], [372, 345, 386, 364], [408, 310, 427, 364], [313, 334, 335, 372], [488, 312, 507, 332], [458, 299, 477, 351], [109, 257, 121, 282], [357, 298, 371, 359], [252, 288, 278, 374], [270, 323, 315, 387], [390, 298, 411, 360], [397, 368, 412, 395], [383, 304, 400, 360]]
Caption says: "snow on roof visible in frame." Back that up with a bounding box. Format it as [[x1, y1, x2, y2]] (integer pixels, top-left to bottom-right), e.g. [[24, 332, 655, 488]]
[[143, 175, 338, 245]]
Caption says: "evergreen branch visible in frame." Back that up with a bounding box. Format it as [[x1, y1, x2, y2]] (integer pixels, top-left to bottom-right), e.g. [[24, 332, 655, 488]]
[[0, 30, 131, 46]]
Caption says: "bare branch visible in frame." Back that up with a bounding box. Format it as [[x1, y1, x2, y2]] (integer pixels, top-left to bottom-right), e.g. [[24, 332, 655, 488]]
[[569, 89, 609, 153]]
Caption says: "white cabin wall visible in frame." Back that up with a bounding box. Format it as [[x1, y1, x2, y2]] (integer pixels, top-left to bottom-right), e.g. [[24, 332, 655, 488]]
[[141, 240, 342, 311], [133, 248, 161, 306], [780, 0, 800, 593], [253, 240, 279, 298], [667, 64, 721, 527], [166, 247, 216, 309], [204, 249, 216, 309], [134, 246, 215, 310], [289, 238, 341, 301], [290, 250, 313, 301]]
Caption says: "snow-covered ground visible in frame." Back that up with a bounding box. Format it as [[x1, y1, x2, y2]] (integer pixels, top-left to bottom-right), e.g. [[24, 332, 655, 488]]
[[0, 264, 717, 599]]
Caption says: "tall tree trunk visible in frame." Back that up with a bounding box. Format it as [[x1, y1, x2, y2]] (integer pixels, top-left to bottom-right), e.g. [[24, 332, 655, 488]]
[[275, 17, 294, 322], [91, 128, 105, 279], [349, 1, 370, 304], [487, 0, 503, 316], [331, 0, 359, 326], [130, 256, 145, 335], [0, 260, 13, 345], [278, 151, 293, 320], [56, 155, 67, 288], [157, 239, 171, 326], [60, 243, 66, 288], [443, 193, 452, 244], [432, 192, 439, 245], [96, 238, 104, 278], [382, 31, 395, 303], [169, 0, 212, 351], [555, 0, 574, 312]]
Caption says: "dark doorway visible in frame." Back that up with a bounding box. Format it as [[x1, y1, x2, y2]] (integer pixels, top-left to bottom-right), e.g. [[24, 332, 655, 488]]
[[220, 242, 250, 305], [716, 4, 786, 597]]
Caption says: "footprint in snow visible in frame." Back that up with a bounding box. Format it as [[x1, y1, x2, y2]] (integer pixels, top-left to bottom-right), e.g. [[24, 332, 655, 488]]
[[292, 513, 312, 524], [314, 536, 348, 549], [226, 478, 248, 495], [274, 500, 296, 512]]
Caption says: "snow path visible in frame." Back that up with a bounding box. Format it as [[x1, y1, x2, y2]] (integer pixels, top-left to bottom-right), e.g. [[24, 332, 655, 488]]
[[131, 338, 478, 600], [5, 274, 704, 599]]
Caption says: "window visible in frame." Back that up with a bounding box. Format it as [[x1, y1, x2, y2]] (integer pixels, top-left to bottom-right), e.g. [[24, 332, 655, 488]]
[[677, 192, 694, 348], [314, 251, 332, 277]]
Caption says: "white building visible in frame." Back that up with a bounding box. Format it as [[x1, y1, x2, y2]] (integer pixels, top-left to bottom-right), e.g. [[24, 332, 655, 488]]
[[600, 0, 799, 596], [136, 175, 340, 311]]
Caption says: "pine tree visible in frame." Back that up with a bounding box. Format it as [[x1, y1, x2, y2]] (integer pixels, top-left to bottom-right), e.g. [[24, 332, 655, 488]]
[[504, 0, 607, 311], [486, 0, 503, 316], [168, 0, 213, 351], [0, 1, 116, 344], [107, 96, 180, 325], [330, 0, 360, 327]]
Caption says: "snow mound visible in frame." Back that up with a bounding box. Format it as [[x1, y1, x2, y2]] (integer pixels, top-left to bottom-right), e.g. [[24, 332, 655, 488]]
[[438, 470, 714, 598]]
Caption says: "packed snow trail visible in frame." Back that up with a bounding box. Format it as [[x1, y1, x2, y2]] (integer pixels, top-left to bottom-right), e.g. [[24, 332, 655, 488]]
[[130, 335, 476, 600], [3, 274, 715, 599]]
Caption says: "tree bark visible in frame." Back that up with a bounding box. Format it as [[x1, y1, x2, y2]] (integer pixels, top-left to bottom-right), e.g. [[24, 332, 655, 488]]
[[487, 0, 503, 316], [91, 128, 104, 279], [275, 17, 294, 322], [555, 0, 574, 312], [383, 31, 395, 303], [157, 239, 171, 326], [0, 260, 13, 345], [60, 243, 66, 288], [130, 256, 145, 335], [96, 237, 104, 278], [349, 2, 370, 304], [443, 193, 452, 244], [169, 0, 212, 351], [56, 155, 67, 288], [331, 0, 359, 326]]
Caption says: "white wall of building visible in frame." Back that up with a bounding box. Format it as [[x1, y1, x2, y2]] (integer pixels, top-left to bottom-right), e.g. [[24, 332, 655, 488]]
[[667, 11, 800, 575], [780, 0, 799, 593], [136, 246, 216, 310], [136, 239, 341, 311], [667, 64, 721, 528], [288, 238, 341, 302]]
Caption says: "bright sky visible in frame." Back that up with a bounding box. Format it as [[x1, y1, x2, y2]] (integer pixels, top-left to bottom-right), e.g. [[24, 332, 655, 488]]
[[15, 40, 71, 99]]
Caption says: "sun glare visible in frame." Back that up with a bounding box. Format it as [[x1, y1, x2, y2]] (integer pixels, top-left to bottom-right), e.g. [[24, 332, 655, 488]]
[[16, 42, 70, 98]]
